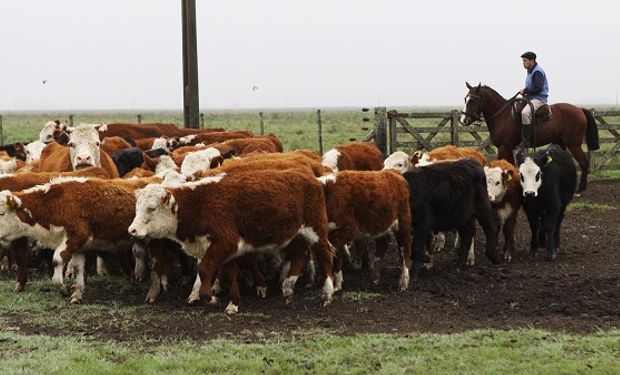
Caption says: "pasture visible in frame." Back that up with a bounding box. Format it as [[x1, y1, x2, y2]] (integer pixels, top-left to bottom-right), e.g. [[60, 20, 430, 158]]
[[0, 110, 619, 374]]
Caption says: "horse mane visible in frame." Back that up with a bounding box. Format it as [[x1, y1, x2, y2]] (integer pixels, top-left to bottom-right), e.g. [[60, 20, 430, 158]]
[[480, 85, 506, 100]]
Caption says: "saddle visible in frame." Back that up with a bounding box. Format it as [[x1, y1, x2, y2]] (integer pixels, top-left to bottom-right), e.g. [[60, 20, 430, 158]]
[[512, 98, 552, 124]]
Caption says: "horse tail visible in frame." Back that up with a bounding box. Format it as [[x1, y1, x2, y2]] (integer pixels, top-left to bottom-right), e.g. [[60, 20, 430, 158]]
[[582, 108, 600, 151]]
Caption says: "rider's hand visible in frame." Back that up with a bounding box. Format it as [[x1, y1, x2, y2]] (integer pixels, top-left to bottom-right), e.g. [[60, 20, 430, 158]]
[[519, 89, 525, 95]]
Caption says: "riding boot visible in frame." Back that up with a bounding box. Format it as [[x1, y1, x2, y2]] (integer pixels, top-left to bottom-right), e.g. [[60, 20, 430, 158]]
[[516, 123, 532, 150]]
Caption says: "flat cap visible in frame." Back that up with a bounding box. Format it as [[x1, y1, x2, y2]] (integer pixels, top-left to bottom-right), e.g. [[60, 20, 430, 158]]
[[520, 51, 537, 60]]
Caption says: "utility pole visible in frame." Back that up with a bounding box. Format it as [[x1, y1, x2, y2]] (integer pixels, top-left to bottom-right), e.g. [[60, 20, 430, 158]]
[[182, 0, 200, 128]]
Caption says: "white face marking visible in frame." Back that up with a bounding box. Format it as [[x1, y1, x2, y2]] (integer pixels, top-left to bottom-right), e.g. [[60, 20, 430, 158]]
[[161, 170, 188, 187], [321, 149, 341, 172], [25, 141, 46, 163], [460, 95, 471, 124], [414, 153, 434, 167], [383, 151, 409, 174], [129, 184, 178, 240], [180, 148, 223, 177], [484, 166, 508, 202], [154, 155, 178, 177], [0, 158, 17, 173], [318, 174, 337, 185], [39, 121, 68, 143], [22, 176, 89, 195], [180, 172, 226, 190], [518, 157, 542, 197], [150, 137, 170, 152], [179, 134, 196, 144], [67, 124, 102, 169]]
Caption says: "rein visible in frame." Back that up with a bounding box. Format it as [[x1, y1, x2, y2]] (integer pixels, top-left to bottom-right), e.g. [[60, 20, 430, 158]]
[[461, 91, 520, 123]]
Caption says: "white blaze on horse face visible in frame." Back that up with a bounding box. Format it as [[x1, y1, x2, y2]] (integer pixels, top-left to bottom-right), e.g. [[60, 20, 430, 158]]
[[460, 95, 471, 124], [383, 151, 410, 174], [519, 157, 542, 197], [68, 125, 102, 169], [321, 149, 341, 172], [484, 166, 508, 202], [25, 141, 46, 163], [129, 184, 178, 239], [180, 148, 222, 177]]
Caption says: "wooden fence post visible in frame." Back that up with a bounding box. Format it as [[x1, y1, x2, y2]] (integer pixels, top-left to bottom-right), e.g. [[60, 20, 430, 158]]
[[0, 115, 3, 146], [388, 110, 397, 154], [316, 109, 323, 155], [137, 114, 142, 124], [200, 113, 204, 129], [374, 107, 388, 157], [69, 114, 74, 127], [451, 110, 460, 147], [258, 112, 265, 135]]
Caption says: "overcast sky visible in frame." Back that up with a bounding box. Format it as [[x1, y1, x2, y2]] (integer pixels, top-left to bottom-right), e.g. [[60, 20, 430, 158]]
[[1, 0, 619, 110]]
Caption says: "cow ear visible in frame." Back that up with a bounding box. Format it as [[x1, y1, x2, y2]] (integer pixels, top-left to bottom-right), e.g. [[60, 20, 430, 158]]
[[13, 142, 27, 161], [483, 166, 490, 172], [142, 153, 159, 171], [412, 150, 423, 159], [6, 195, 21, 210], [503, 169, 514, 182], [162, 190, 176, 211], [54, 130, 70, 145], [515, 150, 526, 165], [54, 120, 61, 126], [466, 82, 472, 89], [95, 123, 108, 133]]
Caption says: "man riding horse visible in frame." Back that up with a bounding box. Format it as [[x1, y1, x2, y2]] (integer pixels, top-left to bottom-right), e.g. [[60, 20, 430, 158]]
[[517, 51, 549, 150]]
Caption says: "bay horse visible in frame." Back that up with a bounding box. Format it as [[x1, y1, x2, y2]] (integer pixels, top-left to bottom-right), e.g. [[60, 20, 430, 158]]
[[459, 82, 599, 193]]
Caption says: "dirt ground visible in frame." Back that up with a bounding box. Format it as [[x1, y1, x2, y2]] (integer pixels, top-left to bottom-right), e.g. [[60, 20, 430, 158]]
[[3, 179, 619, 341]]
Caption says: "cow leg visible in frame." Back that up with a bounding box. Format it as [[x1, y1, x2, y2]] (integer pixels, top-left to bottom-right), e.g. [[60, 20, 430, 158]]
[[0, 252, 8, 272], [12, 238, 30, 293], [466, 220, 476, 266], [65, 257, 76, 279], [187, 271, 202, 304], [525, 211, 541, 257], [395, 219, 412, 290], [146, 240, 171, 303], [502, 215, 517, 262], [456, 225, 474, 268], [281, 247, 307, 304], [303, 251, 316, 289], [554, 206, 567, 253], [117, 250, 134, 281], [70, 253, 87, 303], [310, 237, 335, 306], [96, 256, 109, 276], [567, 144, 589, 194], [328, 228, 357, 293], [412, 226, 431, 277], [132, 242, 147, 282], [499, 145, 515, 165], [476, 204, 499, 265], [349, 235, 370, 271], [370, 235, 390, 286], [543, 211, 559, 261], [198, 248, 231, 305], [432, 232, 446, 252], [245, 254, 267, 298], [53, 237, 78, 296], [219, 261, 241, 315]]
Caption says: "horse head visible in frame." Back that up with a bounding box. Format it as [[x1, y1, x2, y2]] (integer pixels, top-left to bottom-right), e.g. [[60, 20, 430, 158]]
[[460, 82, 484, 125]]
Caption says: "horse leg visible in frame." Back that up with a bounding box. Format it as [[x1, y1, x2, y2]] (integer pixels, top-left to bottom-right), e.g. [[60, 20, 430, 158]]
[[568, 144, 589, 193], [498, 145, 515, 165]]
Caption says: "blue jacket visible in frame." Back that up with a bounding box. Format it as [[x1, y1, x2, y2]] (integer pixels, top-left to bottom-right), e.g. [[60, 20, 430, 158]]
[[524, 63, 549, 102]]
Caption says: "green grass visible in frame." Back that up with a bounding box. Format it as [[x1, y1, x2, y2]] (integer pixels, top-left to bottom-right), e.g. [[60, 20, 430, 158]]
[[0, 329, 618, 374], [567, 202, 616, 212]]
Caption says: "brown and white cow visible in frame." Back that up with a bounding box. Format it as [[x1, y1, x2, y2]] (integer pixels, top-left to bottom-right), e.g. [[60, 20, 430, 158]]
[[39, 120, 71, 143], [97, 123, 180, 140], [221, 135, 282, 155], [35, 124, 119, 178], [318, 170, 412, 292], [128, 170, 335, 314], [484, 159, 522, 262], [321, 142, 384, 172], [0, 177, 157, 301], [0, 167, 111, 292]]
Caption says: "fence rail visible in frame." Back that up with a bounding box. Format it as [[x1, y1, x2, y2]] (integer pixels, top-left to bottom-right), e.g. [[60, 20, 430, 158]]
[[365, 108, 620, 171]]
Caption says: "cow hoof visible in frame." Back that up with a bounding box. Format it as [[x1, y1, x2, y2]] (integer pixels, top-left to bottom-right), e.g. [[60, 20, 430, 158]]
[[504, 252, 512, 262], [70, 293, 83, 304], [209, 296, 220, 306], [322, 298, 332, 307], [224, 302, 239, 315], [64, 269, 75, 279], [256, 286, 267, 298], [13, 283, 24, 293], [333, 271, 343, 293], [423, 262, 433, 270], [283, 295, 294, 305], [187, 292, 200, 304], [398, 271, 410, 291], [145, 290, 160, 304], [211, 279, 222, 295], [10, 264, 18, 272], [57, 285, 69, 296]]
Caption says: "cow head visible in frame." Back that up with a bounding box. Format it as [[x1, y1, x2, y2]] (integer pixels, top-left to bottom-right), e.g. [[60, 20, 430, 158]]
[[128, 184, 178, 239], [151, 137, 170, 152], [484, 166, 515, 202], [383, 151, 410, 174], [23, 141, 46, 163], [39, 120, 70, 143], [180, 148, 225, 179], [62, 124, 103, 169], [518, 153, 552, 198], [0, 191, 29, 242]]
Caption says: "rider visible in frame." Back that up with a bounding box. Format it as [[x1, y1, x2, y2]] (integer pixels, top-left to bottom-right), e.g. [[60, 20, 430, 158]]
[[517, 51, 549, 149]]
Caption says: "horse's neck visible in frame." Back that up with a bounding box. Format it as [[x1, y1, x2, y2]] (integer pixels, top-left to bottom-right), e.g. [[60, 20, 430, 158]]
[[481, 90, 510, 128]]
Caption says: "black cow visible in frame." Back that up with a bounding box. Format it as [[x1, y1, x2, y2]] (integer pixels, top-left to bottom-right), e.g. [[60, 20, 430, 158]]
[[402, 159, 499, 269], [112, 147, 169, 177], [516, 145, 577, 261]]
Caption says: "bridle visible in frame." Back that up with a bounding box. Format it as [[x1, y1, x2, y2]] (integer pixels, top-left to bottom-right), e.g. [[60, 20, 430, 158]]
[[461, 90, 520, 124]]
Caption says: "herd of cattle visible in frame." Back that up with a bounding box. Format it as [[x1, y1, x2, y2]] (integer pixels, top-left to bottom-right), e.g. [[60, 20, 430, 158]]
[[0, 120, 578, 314]]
